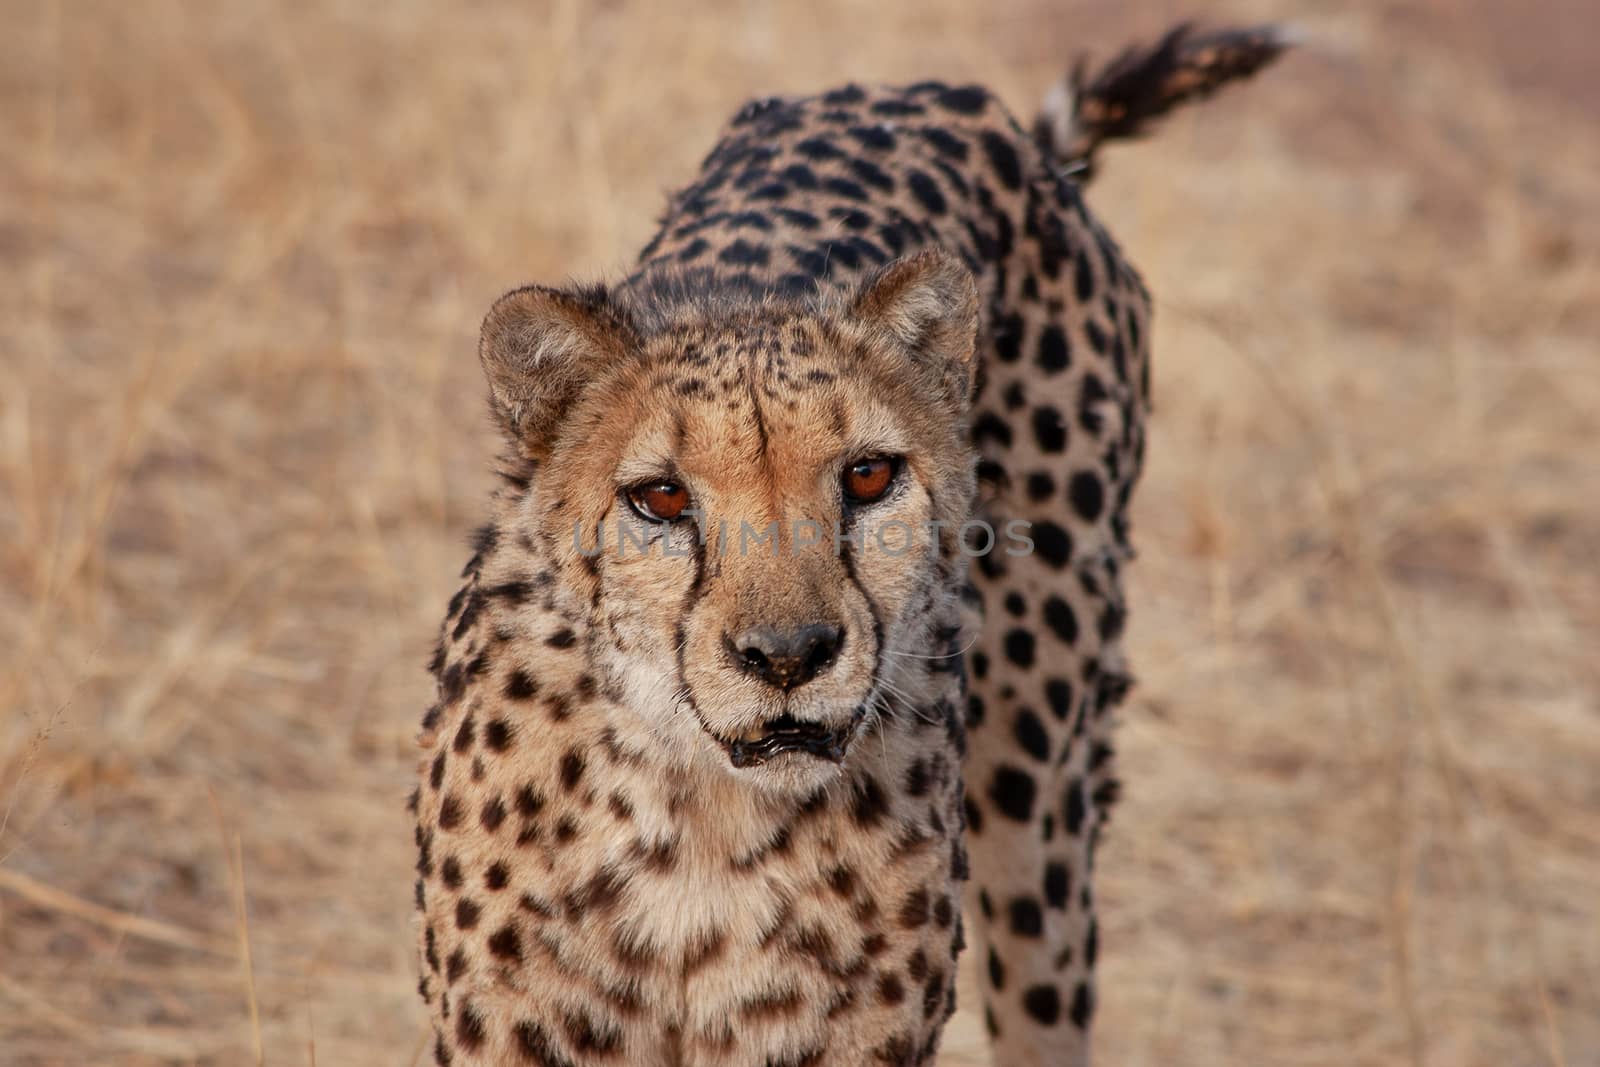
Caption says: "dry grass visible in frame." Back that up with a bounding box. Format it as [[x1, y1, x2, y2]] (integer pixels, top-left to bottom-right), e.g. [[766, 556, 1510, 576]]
[[2, 1, 1597, 1064]]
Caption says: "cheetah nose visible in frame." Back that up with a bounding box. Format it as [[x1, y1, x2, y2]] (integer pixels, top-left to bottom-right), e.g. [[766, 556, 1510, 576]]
[[727, 623, 844, 691]]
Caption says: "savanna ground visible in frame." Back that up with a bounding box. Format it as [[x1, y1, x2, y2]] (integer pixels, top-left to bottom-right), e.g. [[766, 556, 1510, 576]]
[[2, 1, 1597, 1064]]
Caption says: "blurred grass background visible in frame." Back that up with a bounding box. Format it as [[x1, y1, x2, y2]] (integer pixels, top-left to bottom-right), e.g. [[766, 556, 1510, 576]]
[[2, 1, 1597, 1063]]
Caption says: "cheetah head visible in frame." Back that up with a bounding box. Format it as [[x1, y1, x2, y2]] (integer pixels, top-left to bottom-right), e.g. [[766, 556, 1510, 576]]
[[478, 250, 978, 793]]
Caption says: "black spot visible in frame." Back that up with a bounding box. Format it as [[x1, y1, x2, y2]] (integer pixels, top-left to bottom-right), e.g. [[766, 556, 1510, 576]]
[[484, 719, 514, 752], [1043, 595, 1079, 644], [726, 210, 774, 231], [1023, 984, 1062, 1025], [1070, 982, 1094, 1028], [443, 946, 467, 984], [1009, 895, 1044, 938], [770, 210, 819, 235], [832, 239, 880, 271], [514, 785, 544, 817], [830, 207, 873, 231], [877, 220, 909, 255], [1003, 592, 1026, 616], [751, 181, 790, 201], [871, 97, 925, 116], [1031, 406, 1067, 453], [848, 125, 896, 151], [450, 593, 482, 641], [487, 924, 522, 963], [485, 862, 509, 891], [795, 137, 842, 161], [980, 130, 1023, 190], [851, 775, 890, 827], [1026, 472, 1056, 502], [455, 1001, 486, 1049], [822, 176, 870, 201], [963, 794, 983, 835], [988, 765, 1036, 821], [1036, 325, 1070, 373], [965, 693, 986, 727], [438, 795, 463, 830], [455, 897, 481, 930], [788, 245, 831, 278], [823, 84, 866, 105], [429, 751, 446, 790], [1069, 471, 1105, 522], [564, 1010, 622, 1056], [1045, 679, 1075, 721], [1003, 628, 1035, 668], [905, 759, 931, 797], [441, 856, 463, 889], [676, 237, 710, 262], [1032, 521, 1073, 568], [546, 628, 577, 649], [992, 312, 1024, 363], [918, 127, 969, 161], [1013, 709, 1050, 762], [817, 239, 861, 270], [779, 163, 819, 189], [1085, 917, 1099, 966], [503, 670, 537, 700], [847, 156, 895, 192], [480, 796, 506, 833], [514, 1020, 570, 1065], [1064, 778, 1086, 835], [1085, 317, 1108, 354], [973, 412, 1013, 448], [899, 886, 930, 928], [719, 239, 770, 267], [420, 702, 443, 734], [936, 85, 988, 113], [1075, 250, 1095, 302], [906, 170, 947, 214], [1044, 862, 1070, 908], [987, 946, 1006, 989], [734, 95, 787, 124], [490, 579, 538, 608], [452, 715, 476, 754], [559, 750, 585, 792]]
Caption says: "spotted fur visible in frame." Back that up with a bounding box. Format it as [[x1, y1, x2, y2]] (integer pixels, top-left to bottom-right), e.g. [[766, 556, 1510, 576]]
[[413, 24, 1284, 1067]]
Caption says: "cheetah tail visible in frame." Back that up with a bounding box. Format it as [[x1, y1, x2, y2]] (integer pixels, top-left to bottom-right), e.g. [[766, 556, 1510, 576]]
[[1033, 22, 1292, 182]]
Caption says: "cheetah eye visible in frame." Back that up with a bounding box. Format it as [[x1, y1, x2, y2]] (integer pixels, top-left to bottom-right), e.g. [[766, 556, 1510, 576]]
[[842, 456, 899, 506], [626, 481, 691, 523]]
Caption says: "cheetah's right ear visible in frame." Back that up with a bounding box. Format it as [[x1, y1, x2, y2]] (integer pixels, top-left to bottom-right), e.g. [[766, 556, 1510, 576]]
[[849, 249, 980, 407], [478, 284, 635, 457]]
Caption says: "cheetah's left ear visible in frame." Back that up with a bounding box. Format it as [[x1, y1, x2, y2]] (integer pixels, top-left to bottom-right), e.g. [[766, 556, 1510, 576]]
[[849, 248, 980, 406]]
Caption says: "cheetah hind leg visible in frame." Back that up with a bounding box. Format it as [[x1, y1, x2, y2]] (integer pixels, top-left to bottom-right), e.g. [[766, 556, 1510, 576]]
[[959, 530, 1125, 1065]]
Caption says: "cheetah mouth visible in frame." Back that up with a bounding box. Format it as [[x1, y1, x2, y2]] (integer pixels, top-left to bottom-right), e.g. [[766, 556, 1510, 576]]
[[720, 708, 867, 768]]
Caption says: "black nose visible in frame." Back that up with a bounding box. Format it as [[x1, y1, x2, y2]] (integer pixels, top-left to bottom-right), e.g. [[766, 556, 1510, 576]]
[[727, 623, 844, 691]]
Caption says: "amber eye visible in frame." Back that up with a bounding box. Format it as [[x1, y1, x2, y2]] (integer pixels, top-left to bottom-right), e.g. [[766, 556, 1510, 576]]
[[842, 456, 898, 505], [627, 482, 691, 522]]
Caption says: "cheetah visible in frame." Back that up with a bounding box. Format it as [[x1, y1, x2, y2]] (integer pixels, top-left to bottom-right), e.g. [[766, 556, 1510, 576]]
[[411, 24, 1285, 1067]]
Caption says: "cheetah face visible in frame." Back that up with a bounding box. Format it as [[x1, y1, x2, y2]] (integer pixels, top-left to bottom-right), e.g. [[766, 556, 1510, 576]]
[[479, 251, 978, 792]]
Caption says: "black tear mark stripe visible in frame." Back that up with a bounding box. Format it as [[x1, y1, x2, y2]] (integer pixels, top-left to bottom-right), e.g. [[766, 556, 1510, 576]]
[[837, 535, 887, 711]]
